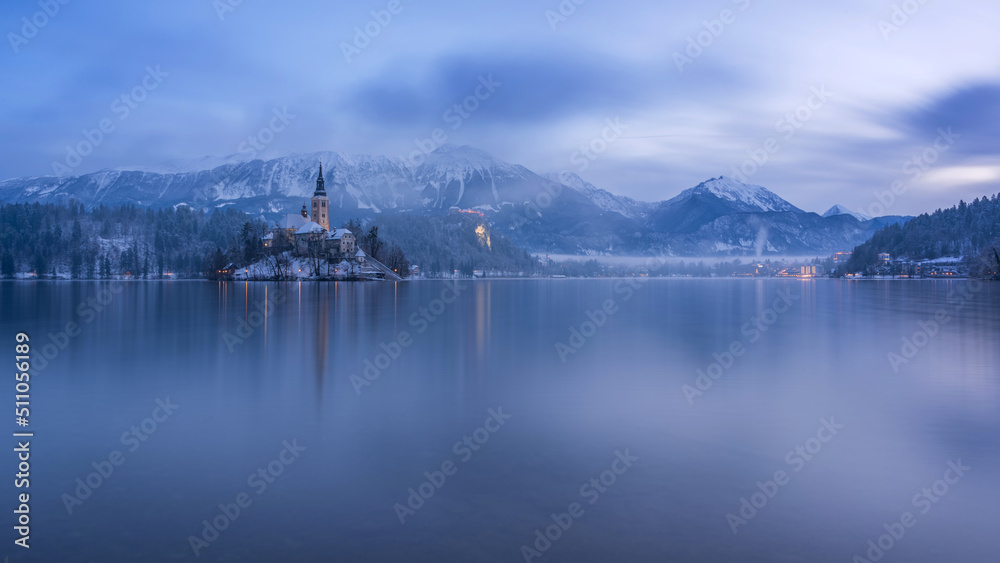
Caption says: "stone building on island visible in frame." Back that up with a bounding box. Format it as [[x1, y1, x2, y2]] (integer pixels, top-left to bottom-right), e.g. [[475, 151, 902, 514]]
[[263, 165, 399, 279], [289, 165, 357, 260]]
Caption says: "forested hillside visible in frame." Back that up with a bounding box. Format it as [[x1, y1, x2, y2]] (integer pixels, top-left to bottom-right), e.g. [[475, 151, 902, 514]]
[[0, 201, 258, 278], [371, 213, 538, 276], [0, 201, 536, 279], [845, 192, 1000, 275]]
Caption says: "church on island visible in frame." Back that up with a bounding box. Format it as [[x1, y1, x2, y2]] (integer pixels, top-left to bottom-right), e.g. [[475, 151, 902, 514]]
[[263, 165, 400, 280], [265, 165, 361, 260]]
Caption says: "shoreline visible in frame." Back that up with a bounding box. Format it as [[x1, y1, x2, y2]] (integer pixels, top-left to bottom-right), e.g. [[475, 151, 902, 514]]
[[1, 276, 992, 283]]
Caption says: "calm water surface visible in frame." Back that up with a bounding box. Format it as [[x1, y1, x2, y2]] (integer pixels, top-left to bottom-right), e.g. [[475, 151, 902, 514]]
[[2, 279, 998, 562]]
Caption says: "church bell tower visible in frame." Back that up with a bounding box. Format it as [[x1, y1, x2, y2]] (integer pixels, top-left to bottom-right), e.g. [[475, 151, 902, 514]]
[[311, 164, 330, 230]]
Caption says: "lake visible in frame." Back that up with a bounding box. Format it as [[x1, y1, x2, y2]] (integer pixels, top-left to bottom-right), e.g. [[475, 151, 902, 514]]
[[2, 279, 998, 562]]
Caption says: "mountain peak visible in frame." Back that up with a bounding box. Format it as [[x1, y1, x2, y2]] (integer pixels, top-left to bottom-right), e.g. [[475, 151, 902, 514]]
[[823, 204, 871, 221], [685, 176, 801, 213], [646, 176, 802, 235], [427, 144, 494, 161], [416, 144, 504, 174]]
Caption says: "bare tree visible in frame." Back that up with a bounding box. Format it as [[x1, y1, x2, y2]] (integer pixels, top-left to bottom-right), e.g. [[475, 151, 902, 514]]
[[306, 237, 323, 277], [263, 251, 292, 280]]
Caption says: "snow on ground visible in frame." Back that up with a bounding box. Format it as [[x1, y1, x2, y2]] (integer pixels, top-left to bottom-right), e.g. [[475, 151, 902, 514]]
[[231, 252, 369, 280], [922, 256, 963, 263]]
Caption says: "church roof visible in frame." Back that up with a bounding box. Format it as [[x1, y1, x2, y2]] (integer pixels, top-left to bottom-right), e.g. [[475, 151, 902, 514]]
[[278, 214, 307, 230], [327, 228, 354, 240], [356, 248, 366, 257], [314, 163, 327, 197], [295, 221, 326, 235]]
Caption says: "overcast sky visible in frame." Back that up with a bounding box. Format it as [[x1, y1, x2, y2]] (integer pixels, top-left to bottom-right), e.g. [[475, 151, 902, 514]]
[[2, 0, 999, 215]]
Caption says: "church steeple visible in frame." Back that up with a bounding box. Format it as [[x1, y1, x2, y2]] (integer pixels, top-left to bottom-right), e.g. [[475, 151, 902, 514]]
[[310, 163, 330, 230], [314, 163, 326, 197]]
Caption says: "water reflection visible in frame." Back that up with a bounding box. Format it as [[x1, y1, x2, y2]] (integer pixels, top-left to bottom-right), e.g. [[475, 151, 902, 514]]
[[0, 279, 996, 562]]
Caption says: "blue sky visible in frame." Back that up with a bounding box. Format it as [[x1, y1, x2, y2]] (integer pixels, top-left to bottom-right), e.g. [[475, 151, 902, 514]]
[[2, 0, 999, 215]]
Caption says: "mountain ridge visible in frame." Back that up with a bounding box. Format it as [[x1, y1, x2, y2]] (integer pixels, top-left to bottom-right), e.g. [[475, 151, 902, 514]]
[[0, 145, 910, 256]]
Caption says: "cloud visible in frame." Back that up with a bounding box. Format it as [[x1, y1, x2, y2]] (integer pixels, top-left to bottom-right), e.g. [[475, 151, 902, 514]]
[[338, 49, 751, 132], [0, 0, 998, 218], [901, 83, 1000, 157]]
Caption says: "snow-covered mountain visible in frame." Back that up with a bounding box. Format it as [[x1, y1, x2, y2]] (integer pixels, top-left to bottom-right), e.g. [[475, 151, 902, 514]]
[[823, 204, 871, 221], [413, 145, 546, 211], [0, 152, 417, 214], [0, 145, 565, 216], [544, 172, 654, 220], [0, 146, 909, 256], [645, 176, 802, 234], [686, 176, 802, 213]]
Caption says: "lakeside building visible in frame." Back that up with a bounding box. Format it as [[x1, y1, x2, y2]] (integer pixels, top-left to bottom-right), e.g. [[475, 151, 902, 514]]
[[291, 166, 358, 260], [293, 223, 357, 260], [263, 165, 359, 260], [268, 208, 309, 249], [261, 165, 400, 280], [776, 265, 825, 278]]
